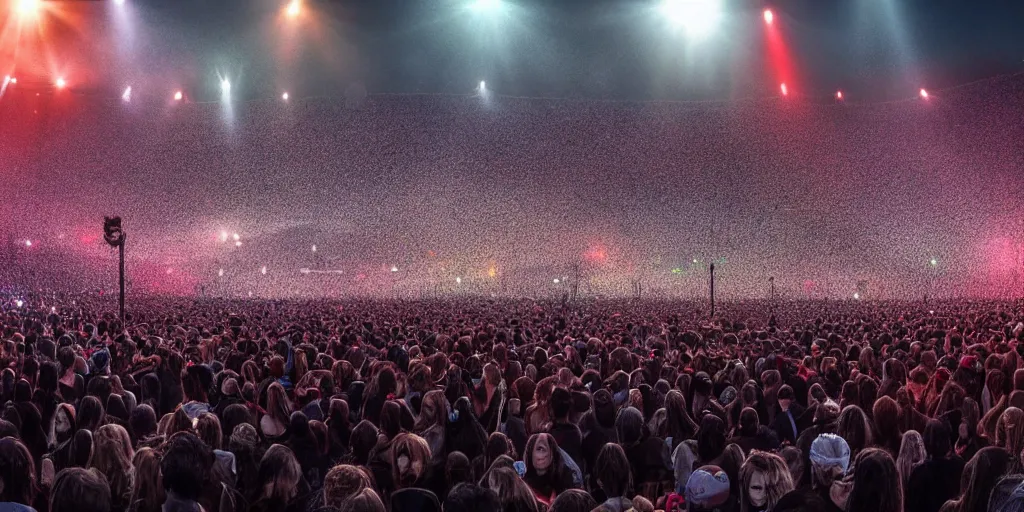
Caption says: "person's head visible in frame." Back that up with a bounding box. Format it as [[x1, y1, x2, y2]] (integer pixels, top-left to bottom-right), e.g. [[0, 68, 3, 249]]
[[485, 467, 539, 512], [446, 451, 472, 488], [685, 465, 732, 512], [987, 474, 1024, 512], [836, 405, 872, 456], [524, 433, 560, 478], [78, 395, 105, 432], [485, 432, 515, 466], [739, 407, 760, 437], [51, 468, 111, 512], [257, 444, 303, 502], [996, 407, 1024, 457], [161, 432, 213, 501], [415, 390, 448, 432], [846, 448, 902, 512], [323, 465, 373, 509], [548, 489, 597, 512], [443, 483, 500, 512], [739, 451, 794, 512], [923, 418, 952, 459], [350, 420, 379, 465], [896, 430, 926, 488], [92, 424, 134, 498], [266, 381, 291, 424], [957, 447, 1012, 512], [549, 387, 572, 422], [808, 433, 850, 489], [0, 437, 36, 505], [130, 404, 158, 440], [696, 414, 728, 463], [195, 412, 223, 450], [777, 385, 794, 411], [391, 433, 432, 489], [615, 406, 646, 447], [595, 442, 633, 498], [337, 488, 386, 512], [130, 448, 165, 512]]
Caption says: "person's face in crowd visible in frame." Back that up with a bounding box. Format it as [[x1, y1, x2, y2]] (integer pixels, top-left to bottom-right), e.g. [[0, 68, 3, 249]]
[[959, 421, 969, 439], [778, 398, 791, 411], [907, 381, 925, 400], [811, 344, 821, 358], [747, 471, 768, 508], [55, 409, 70, 434], [533, 436, 552, 475]]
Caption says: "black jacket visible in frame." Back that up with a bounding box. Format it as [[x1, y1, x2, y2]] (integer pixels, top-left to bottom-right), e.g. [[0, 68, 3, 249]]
[[769, 404, 806, 445], [905, 456, 966, 512]]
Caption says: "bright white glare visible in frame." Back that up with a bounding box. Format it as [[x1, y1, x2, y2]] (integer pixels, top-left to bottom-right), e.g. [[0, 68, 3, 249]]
[[930, 310, 935, 314], [693, 259, 698, 264], [282, 92, 289, 101], [220, 231, 228, 242], [232, 233, 240, 241], [234, 241, 242, 247], [218, 268, 224, 277], [853, 292, 860, 300], [660, 0, 723, 38], [553, 278, 560, 284], [55, 77, 67, 89], [930, 258, 938, 266], [221, 79, 231, 92], [836, 90, 843, 100], [17, 0, 40, 17], [311, 245, 317, 252], [174, 90, 183, 101], [286, 0, 300, 17], [15, 300, 23, 308], [471, 0, 501, 11], [780, 83, 788, 96], [391, 266, 399, 272], [261, 266, 267, 275], [919, 88, 929, 99], [763, 9, 773, 25], [122, 86, 132, 102], [114, 0, 126, 4], [51, 306, 56, 312], [25, 240, 32, 247], [456, 277, 463, 284], [2, 76, 9, 86], [480, 80, 486, 91]]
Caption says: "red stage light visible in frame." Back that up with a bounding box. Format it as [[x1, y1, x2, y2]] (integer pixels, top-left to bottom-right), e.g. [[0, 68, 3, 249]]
[[919, 88, 929, 99], [763, 9, 773, 25], [780, 83, 788, 96], [836, 90, 843, 100], [55, 77, 66, 89]]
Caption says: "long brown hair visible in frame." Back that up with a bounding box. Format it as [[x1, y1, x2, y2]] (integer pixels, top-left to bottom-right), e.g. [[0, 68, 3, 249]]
[[846, 448, 903, 512], [739, 451, 794, 512], [487, 466, 540, 512], [265, 381, 292, 427], [130, 447, 165, 512], [93, 424, 135, 509], [390, 433, 432, 489], [256, 444, 302, 503]]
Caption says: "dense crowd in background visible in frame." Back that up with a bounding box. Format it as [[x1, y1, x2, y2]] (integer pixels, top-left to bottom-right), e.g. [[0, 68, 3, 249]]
[[2, 290, 1024, 512]]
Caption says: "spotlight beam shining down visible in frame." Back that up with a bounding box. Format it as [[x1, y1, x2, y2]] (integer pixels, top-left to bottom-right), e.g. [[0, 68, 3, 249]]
[[660, 0, 723, 38]]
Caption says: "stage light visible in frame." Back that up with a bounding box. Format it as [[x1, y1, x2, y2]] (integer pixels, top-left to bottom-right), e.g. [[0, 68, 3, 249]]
[[311, 245, 317, 252], [853, 292, 860, 300], [282, 92, 289, 101], [553, 278, 560, 284], [919, 88, 929, 99], [836, 90, 843, 100], [55, 77, 67, 89], [221, 79, 231, 92], [234, 241, 242, 247], [9, 77, 15, 84], [660, 0, 723, 38], [25, 240, 32, 247], [113, 0, 125, 5], [763, 9, 773, 25], [220, 231, 228, 242], [122, 86, 132, 102], [471, 0, 501, 11], [479, 80, 486, 91], [51, 306, 56, 313], [930, 310, 935, 315], [232, 233, 240, 241], [174, 90, 183, 101], [16, 0, 41, 17], [15, 300, 23, 308], [780, 83, 788, 96], [2, 76, 9, 86], [286, 0, 300, 17], [261, 266, 267, 275], [391, 266, 399, 272], [218, 268, 224, 277], [456, 277, 462, 284], [930, 258, 938, 267]]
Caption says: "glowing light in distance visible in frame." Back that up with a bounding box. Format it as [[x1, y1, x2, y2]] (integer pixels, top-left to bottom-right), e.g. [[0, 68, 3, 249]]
[[553, 278, 560, 284], [836, 90, 843, 100], [471, 0, 501, 11], [930, 258, 938, 266], [456, 277, 462, 284], [763, 9, 773, 24], [660, 0, 723, 38], [221, 79, 231, 92], [174, 90, 183, 101], [261, 266, 267, 275], [853, 292, 860, 300], [930, 310, 935, 314], [122, 86, 132, 102], [113, 0, 126, 5], [218, 269, 224, 277], [55, 77, 67, 89], [220, 231, 228, 242], [232, 233, 240, 241], [780, 83, 788, 96], [479, 80, 486, 91], [2, 76, 9, 85], [51, 306, 56, 312], [693, 259, 698, 264], [9, 77, 15, 84], [16, 0, 41, 17], [391, 266, 399, 272], [286, 0, 300, 17], [282, 92, 289, 101], [234, 241, 242, 247], [15, 300, 23, 308], [311, 245, 317, 252], [919, 88, 929, 99], [25, 240, 32, 247]]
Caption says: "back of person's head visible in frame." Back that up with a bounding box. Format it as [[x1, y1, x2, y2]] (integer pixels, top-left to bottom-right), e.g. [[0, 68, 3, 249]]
[[549, 387, 572, 421], [958, 446, 1012, 512], [130, 404, 158, 440], [350, 420, 379, 464], [847, 448, 902, 512], [130, 447, 165, 512], [924, 418, 952, 459], [160, 432, 213, 501], [323, 465, 373, 509], [443, 483, 500, 512], [836, 405, 872, 455], [595, 442, 632, 498], [391, 433, 432, 489], [51, 468, 112, 512], [739, 407, 759, 436], [548, 489, 597, 512], [739, 451, 794, 512], [337, 487, 385, 512], [988, 474, 1024, 512], [696, 414, 727, 462], [685, 465, 732, 512], [0, 437, 36, 505], [615, 406, 645, 446], [258, 444, 303, 503], [446, 451, 472, 487], [808, 433, 850, 489], [485, 467, 539, 512], [195, 413, 223, 451]]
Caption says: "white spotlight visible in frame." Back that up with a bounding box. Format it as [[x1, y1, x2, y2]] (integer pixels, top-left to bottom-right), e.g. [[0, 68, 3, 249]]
[[55, 77, 67, 89], [919, 88, 929, 99], [261, 266, 267, 275], [218, 268, 224, 277], [311, 245, 317, 253], [479, 80, 486, 91], [2, 76, 9, 86], [174, 90, 183, 101], [853, 292, 860, 300], [456, 277, 462, 284], [232, 233, 240, 241], [51, 306, 56, 313], [660, 0, 723, 38], [553, 278, 560, 284], [234, 241, 242, 247], [282, 92, 289, 101], [221, 79, 231, 92], [113, 0, 126, 4], [25, 240, 32, 247], [122, 86, 132, 102], [391, 266, 399, 272], [15, 300, 23, 308], [286, 0, 300, 17], [220, 231, 228, 242], [471, 0, 501, 11]]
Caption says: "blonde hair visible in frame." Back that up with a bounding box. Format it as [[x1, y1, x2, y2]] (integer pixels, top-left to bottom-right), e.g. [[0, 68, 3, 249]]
[[323, 465, 373, 509], [896, 430, 926, 492], [93, 424, 135, 508], [390, 433, 432, 489], [739, 451, 794, 512]]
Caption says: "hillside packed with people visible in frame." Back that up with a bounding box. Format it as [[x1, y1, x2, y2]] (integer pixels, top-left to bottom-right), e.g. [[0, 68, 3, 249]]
[[1, 290, 1024, 512]]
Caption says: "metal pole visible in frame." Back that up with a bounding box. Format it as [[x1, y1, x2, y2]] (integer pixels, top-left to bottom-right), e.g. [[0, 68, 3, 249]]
[[118, 240, 125, 323], [710, 262, 716, 318]]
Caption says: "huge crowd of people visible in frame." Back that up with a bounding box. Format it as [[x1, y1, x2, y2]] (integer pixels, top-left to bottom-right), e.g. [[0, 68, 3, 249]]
[[2, 290, 1024, 512]]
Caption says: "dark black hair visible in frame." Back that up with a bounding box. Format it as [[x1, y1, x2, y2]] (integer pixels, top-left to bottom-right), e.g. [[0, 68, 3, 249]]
[[160, 433, 213, 500], [50, 468, 112, 512], [549, 387, 572, 421], [443, 483, 501, 512]]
